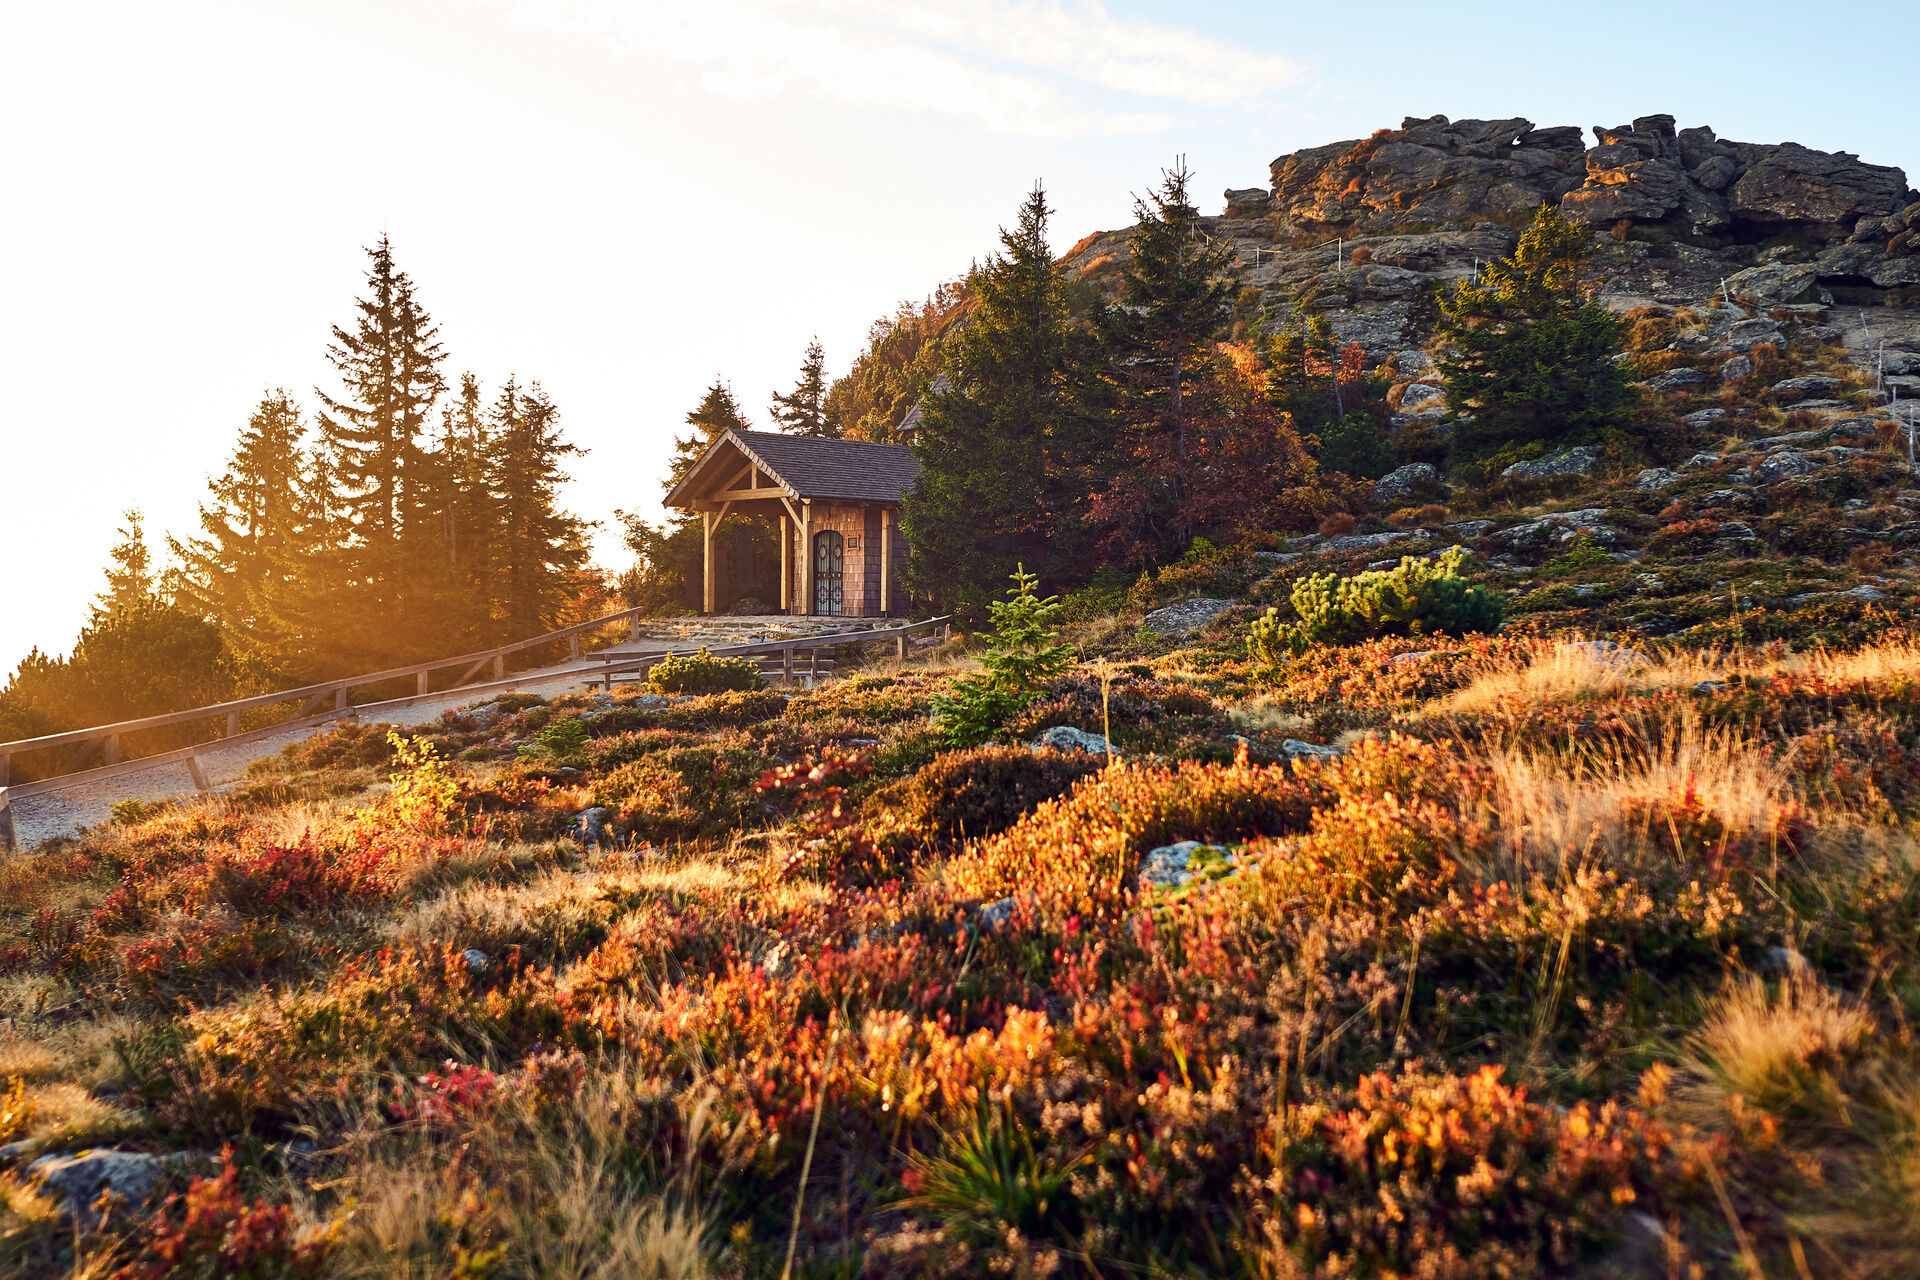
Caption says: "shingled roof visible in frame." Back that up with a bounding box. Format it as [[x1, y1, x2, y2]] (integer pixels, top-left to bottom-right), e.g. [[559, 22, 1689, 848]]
[[664, 428, 920, 508]]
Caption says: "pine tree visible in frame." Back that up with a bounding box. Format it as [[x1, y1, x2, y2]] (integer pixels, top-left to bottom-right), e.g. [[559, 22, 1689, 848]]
[[1089, 160, 1236, 562], [314, 235, 447, 620], [901, 184, 1108, 618], [770, 338, 841, 437], [168, 390, 310, 659], [92, 509, 158, 625], [622, 381, 756, 617], [1438, 204, 1637, 459], [483, 380, 591, 639]]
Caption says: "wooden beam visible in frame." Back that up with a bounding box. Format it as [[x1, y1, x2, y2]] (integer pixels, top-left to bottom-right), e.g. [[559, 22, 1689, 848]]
[[702, 510, 716, 614], [185, 754, 210, 793], [801, 501, 814, 616], [779, 513, 791, 612], [880, 508, 893, 615]]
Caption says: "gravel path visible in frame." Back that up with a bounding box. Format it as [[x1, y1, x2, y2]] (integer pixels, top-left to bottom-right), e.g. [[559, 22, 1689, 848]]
[[9, 663, 606, 849]]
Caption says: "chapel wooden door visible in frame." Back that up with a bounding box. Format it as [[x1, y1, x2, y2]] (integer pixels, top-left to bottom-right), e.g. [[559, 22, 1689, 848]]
[[812, 530, 844, 615]]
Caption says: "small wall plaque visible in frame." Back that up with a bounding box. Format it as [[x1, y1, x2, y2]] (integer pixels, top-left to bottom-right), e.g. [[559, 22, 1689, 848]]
[[846, 537, 860, 549]]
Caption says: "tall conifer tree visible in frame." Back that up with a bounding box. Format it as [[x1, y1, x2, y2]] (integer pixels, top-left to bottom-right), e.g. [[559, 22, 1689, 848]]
[[901, 184, 1108, 617], [168, 390, 310, 659], [770, 338, 840, 437], [315, 235, 446, 625], [1090, 161, 1236, 560], [483, 380, 590, 639]]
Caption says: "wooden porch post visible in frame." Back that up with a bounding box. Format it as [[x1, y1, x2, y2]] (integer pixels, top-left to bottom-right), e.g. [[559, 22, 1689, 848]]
[[801, 501, 814, 616], [779, 513, 791, 613], [880, 508, 893, 616], [702, 511, 716, 615]]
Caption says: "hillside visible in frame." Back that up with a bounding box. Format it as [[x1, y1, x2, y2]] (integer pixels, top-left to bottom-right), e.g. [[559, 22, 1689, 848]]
[[8, 115, 1920, 1279]]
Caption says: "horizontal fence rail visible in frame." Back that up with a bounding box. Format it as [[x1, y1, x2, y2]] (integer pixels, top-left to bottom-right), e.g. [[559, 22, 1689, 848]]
[[0, 614, 952, 851]]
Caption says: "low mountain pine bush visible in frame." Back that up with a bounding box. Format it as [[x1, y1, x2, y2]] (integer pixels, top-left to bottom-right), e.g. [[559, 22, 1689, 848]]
[[645, 648, 766, 695], [1252, 546, 1504, 663]]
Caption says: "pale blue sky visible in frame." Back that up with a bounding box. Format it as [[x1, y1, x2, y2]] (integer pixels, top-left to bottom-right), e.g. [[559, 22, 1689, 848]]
[[3, 0, 1914, 673]]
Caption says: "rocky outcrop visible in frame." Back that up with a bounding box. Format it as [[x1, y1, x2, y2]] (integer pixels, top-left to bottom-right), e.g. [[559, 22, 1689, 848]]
[[1260, 113, 1911, 244], [1264, 116, 1586, 236]]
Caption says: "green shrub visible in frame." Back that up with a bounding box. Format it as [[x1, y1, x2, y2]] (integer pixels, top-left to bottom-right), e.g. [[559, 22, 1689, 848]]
[[645, 648, 766, 695], [535, 716, 589, 757], [1253, 547, 1504, 662], [110, 798, 159, 826], [1543, 530, 1613, 575], [932, 567, 1074, 747], [1316, 411, 1398, 479]]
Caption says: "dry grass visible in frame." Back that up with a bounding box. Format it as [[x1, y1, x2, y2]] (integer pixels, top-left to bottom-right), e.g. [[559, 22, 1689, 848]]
[[1444, 638, 1920, 724], [324, 1074, 716, 1279], [1474, 712, 1789, 874], [1227, 696, 1312, 736], [1439, 639, 1734, 715], [1677, 976, 1875, 1129]]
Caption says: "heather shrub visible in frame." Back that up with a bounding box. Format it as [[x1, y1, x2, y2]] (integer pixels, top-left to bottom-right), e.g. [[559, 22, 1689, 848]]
[[1255, 546, 1504, 661], [1245, 1065, 1687, 1276], [646, 647, 766, 695], [945, 756, 1316, 913], [874, 745, 1105, 850]]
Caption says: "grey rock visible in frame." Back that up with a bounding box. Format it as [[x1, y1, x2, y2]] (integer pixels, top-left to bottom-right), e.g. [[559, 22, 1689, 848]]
[[1782, 399, 1850, 412], [1723, 319, 1784, 351], [1847, 584, 1888, 600], [1759, 945, 1810, 976], [1032, 725, 1115, 757], [1398, 381, 1445, 410], [30, 1149, 204, 1225], [1320, 530, 1422, 555], [1682, 408, 1728, 426], [1694, 680, 1727, 694], [1634, 468, 1683, 490], [1141, 842, 1206, 890], [1724, 263, 1821, 308], [1720, 354, 1752, 385], [1730, 143, 1906, 230], [1570, 639, 1650, 668], [1373, 462, 1441, 506], [1681, 451, 1723, 470], [1395, 349, 1433, 374], [1390, 650, 1437, 664], [1646, 367, 1708, 391], [1754, 450, 1819, 483], [1142, 597, 1236, 636], [1771, 375, 1841, 399], [573, 806, 611, 848], [1500, 446, 1601, 481], [1280, 739, 1344, 763], [978, 898, 1015, 932], [461, 948, 490, 972], [1446, 519, 1495, 539], [1747, 429, 1825, 450]]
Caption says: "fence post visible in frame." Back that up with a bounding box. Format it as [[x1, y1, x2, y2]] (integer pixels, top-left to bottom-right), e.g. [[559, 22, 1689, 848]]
[[416, 671, 429, 697], [783, 648, 794, 686], [226, 711, 239, 738], [630, 616, 641, 642], [0, 752, 8, 788], [0, 788, 14, 854], [104, 734, 119, 766], [493, 654, 504, 681], [569, 635, 581, 662], [186, 754, 210, 793], [334, 686, 349, 712], [896, 635, 907, 661]]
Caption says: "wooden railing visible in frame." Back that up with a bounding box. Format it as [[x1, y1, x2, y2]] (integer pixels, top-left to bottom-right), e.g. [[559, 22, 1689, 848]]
[[585, 615, 953, 689], [0, 612, 953, 851]]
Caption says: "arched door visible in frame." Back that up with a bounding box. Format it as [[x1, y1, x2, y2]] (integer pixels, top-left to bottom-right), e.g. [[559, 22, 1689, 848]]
[[812, 530, 844, 615]]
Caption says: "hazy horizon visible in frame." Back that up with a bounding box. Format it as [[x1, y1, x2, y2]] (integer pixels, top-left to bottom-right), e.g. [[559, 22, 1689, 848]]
[[5, 0, 1916, 677]]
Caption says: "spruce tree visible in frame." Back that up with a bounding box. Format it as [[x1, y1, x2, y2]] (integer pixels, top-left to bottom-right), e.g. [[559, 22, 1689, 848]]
[[1090, 161, 1236, 561], [901, 184, 1108, 618], [483, 380, 590, 639], [92, 509, 158, 625], [168, 390, 310, 660], [1438, 204, 1636, 459], [770, 338, 840, 437], [314, 235, 447, 622]]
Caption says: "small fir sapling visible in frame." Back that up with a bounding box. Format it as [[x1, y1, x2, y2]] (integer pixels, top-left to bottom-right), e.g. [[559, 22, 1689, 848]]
[[931, 565, 1075, 746], [1249, 546, 1504, 663]]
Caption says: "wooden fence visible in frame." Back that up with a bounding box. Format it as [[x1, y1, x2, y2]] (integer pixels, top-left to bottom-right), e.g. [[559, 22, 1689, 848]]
[[0, 613, 951, 851]]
